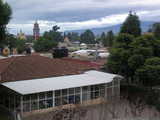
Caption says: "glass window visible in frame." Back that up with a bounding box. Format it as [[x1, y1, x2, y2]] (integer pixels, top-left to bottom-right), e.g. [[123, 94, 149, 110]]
[[31, 101, 38, 111], [23, 102, 30, 112], [39, 93, 45, 100], [23, 95, 30, 101], [55, 90, 61, 97], [69, 88, 74, 95], [91, 86, 95, 91], [47, 91, 52, 98], [69, 95, 75, 104], [82, 93, 88, 101], [82, 86, 88, 92], [55, 98, 61, 106], [91, 91, 95, 99], [46, 99, 53, 108], [95, 85, 100, 91], [75, 94, 80, 104], [39, 100, 46, 109], [95, 91, 100, 98], [62, 96, 68, 105], [62, 89, 68, 96], [100, 84, 105, 90], [75, 87, 80, 94], [100, 89, 105, 97], [31, 94, 37, 100]]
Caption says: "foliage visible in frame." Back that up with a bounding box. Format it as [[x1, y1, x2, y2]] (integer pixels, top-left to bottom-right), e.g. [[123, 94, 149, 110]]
[[34, 37, 57, 52], [106, 30, 114, 47], [0, 0, 12, 47], [66, 32, 80, 42], [115, 33, 134, 49], [107, 32, 160, 86], [101, 32, 107, 46], [5, 34, 17, 49], [101, 31, 114, 47], [43, 25, 63, 43], [152, 23, 160, 39], [16, 39, 26, 54], [80, 30, 95, 44], [34, 25, 62, 52], [135, 57, 160, 87], [5, 34, 26, 53], [120, 12, 141, 37]]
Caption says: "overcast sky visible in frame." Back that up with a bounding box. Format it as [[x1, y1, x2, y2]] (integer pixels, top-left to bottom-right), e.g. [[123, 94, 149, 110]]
[[5, 0, 160, 35]]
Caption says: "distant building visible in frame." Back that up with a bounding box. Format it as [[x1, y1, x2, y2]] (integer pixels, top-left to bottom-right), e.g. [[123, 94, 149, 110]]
[[17, 30, 26, 40], [33, 21, 40, 40]]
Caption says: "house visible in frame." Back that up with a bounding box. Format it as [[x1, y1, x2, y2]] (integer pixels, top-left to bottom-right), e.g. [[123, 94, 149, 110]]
[[0, 55, 121, 117]]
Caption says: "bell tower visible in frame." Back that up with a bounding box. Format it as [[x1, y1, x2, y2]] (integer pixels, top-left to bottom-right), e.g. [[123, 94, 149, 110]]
[[33, 21, 40, 40]]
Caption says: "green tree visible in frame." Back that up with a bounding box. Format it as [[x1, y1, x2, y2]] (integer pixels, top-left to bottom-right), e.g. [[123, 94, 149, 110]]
[[106, 30, 114, 47], [43, 25, 63, 43], [152, 23, 160, 39], [107, 34, 134, 80], [115, 33, 134, 49], [80, 30, 95, 44], [101, 32, 107, 46], [0, 0, 12, 47], [34, 37, 57, 52], [66, 32, 80, 42], [136, 57, 160, 87], [16, 39, 26, 54], [120, 12, 141, 37], [5, 34, 17, 49]]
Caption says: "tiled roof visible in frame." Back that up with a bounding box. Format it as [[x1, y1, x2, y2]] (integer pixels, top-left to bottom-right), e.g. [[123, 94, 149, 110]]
[[0, 55, 95, 83]]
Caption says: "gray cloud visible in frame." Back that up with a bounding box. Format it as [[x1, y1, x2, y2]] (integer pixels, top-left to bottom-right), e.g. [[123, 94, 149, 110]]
[[5, 0, 160, 34]]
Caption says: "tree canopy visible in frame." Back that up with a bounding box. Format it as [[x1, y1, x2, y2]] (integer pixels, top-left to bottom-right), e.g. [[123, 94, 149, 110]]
[[120, 12, 141, 37], [107, 32, 160, 87], [80, 30, 95, 44], [0, 0, 12, 47], [101, 31, 114, 47]]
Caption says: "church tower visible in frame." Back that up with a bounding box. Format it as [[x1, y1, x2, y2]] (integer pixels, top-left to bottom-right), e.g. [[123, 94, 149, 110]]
[[33, 21, 40, 40]]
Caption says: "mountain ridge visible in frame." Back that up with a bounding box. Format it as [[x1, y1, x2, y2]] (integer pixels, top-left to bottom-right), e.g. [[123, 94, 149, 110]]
[[65, 21, 154, 35]]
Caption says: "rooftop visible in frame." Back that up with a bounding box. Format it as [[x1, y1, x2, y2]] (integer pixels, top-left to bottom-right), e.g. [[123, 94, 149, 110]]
[[0, 55, 96, 83], [2, 70, 118, 95]]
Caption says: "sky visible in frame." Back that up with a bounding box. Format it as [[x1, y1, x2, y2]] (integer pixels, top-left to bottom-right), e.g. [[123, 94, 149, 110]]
[[5, 0, 160, 35]]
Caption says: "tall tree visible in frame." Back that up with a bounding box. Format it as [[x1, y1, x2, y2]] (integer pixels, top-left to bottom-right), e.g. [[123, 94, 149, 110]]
[[101, 32, 107, 46], [106, 30, 114, 47], [80, 30, 95, 44], [0, 0, 12, 47], [120, 11, 141, 37], [107, 34, 134, 80]]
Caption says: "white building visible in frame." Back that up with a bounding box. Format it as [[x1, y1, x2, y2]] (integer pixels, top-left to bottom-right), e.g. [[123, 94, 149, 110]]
[[0, 55, 121, 117]]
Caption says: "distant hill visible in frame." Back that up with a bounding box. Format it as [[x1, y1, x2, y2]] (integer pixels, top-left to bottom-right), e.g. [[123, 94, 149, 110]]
[[65, 21, 154, 35]]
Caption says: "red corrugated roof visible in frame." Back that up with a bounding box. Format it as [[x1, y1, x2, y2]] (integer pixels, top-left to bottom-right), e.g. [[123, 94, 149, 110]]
[[0, 55, 95, 83]]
